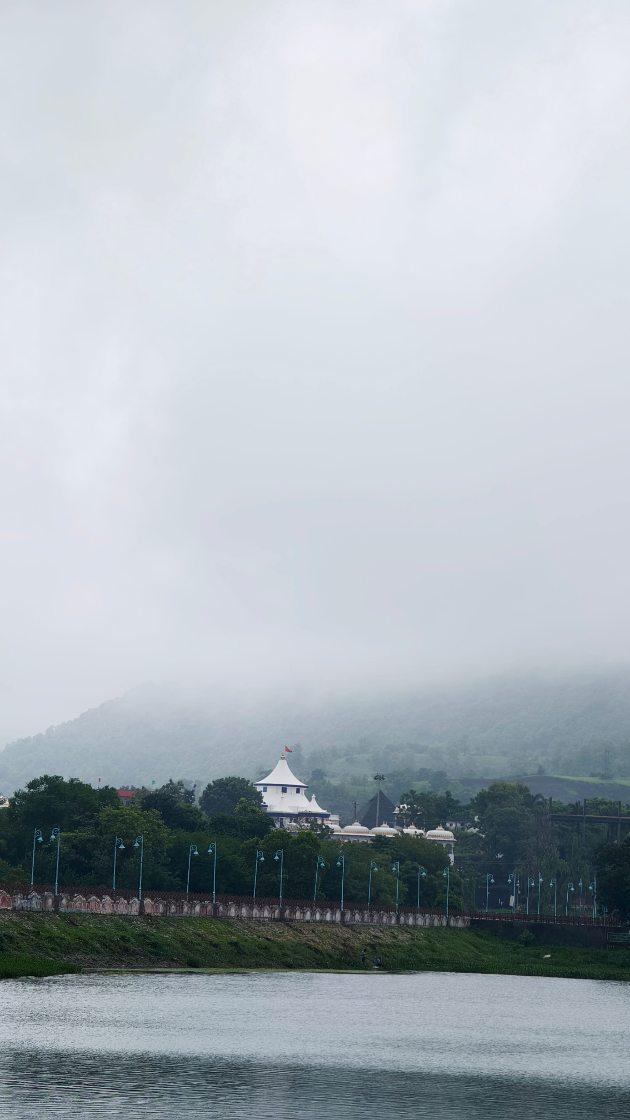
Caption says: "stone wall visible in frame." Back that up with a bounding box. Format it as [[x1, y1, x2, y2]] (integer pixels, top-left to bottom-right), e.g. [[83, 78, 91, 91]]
[[0, 886, 467, 927]]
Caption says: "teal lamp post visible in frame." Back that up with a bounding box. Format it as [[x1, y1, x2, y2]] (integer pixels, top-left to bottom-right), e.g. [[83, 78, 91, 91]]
[[337, 853, 346, 913], [565, 881, 575, 916], [391, 860, 400, 914], [133, 835, 144, 901], [313, 855, 325, 902], [537, 872, 544, 915], [186, 843, 199, 897], [49, 827, 61, 896], [443, 865, 450, 920], [508, 872, 519, 912], [526, 876, 535, 915], [112, 836, 125, 891], [274, 849, 284, 905], [549, 877, 557, 918], [577, 877, 584, 915], [485, 873, 494, 912], [417, 865, 427, 909], [30, 828, 43, 886], [207, 842, 217, 903], [253, 849, 264, 898], [589, 875, 597, 919], [368, 860, 379, 906]]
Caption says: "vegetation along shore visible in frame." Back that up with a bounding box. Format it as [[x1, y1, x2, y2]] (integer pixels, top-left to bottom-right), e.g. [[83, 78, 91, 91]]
[[1, 913, 629, 983]]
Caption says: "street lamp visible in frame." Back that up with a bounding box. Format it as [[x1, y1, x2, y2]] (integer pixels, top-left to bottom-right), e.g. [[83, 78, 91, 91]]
[[207, 842, 217, 904], [391, 860, 400, 914], [336, 853, 346, 913], [577, 877, 584, 915], [49, 828, 61, 896], [526, 877, 535, 916], [313, 855, 325, 902], [133, 835, 144, 901], [274, 849, 284, 906], [508, 872, 519, 913], [549, 877, 557, 918], [186, 843, 199, 897], [485, 873, 494, 912], [112, 836, 125, 891], [589, 875, 597, 919], [537, 871, 544, 916], [368, 860, 379, 906], [30, 828, 43, 887], [253, 849, 264, 899], [565, 881, 575, 917], [417, 866, 427, 910], [443, 865, 450, 921]]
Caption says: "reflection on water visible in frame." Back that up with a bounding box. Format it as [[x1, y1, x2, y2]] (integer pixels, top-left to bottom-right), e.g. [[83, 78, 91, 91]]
[[0, 971, 628, 1119]]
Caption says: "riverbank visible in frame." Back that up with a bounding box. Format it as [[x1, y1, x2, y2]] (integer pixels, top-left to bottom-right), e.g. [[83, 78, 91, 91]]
[[1, 913, 628, 981]]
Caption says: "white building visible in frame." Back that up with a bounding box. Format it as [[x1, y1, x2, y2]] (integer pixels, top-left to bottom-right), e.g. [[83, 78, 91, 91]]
[[425, 825, 456, 863], [256, 752, 332, 830]]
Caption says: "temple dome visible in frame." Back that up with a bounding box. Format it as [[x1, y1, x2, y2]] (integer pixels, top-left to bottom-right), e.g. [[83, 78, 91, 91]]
[[371, 821, 398, 838], [425, 825, 455, 841]]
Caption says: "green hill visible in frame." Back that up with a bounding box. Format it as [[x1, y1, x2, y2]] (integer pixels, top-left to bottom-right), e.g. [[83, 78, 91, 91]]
[[1, 669, 630, 795]]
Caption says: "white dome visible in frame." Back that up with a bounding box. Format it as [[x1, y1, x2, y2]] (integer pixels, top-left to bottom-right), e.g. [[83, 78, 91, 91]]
[[371, 821, 398, 837], [425, 824, 455, 841], [402, 824, 426, 836], [341, 820, 371, 835]]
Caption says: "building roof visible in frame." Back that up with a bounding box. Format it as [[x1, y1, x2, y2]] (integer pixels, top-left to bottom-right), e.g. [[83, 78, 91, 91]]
[[257, 755, 306, 789], [425, 824, 456, 841], [341, 820, 371, 836], [255, 754, 329, 818], [371, 821, 398, 837], [360, 791, 396, 829]]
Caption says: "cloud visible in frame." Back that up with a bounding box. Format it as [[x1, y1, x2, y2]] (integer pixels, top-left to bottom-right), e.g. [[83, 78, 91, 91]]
[[1, 1, 630, 737]]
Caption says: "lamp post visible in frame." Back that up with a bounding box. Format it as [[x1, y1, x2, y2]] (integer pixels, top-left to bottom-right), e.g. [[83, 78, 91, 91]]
[[526, 877, 535, 916], [537, 872, 544, 916], [417, 866, 427, 909], [565, 881, 575, 917], [274, 849, 284, 906], [577, 877, 583, 916], [30, 828, 43, 886], [443, 865, 450, 921], [207, 842, 217, 904], [589, 874, 597, 919], [508, 872, 519, 913], [368, 860, 379, 906], [134, 835, 144, 901], [550, 877, 557, 918], [112, 836, 125, 891], [391, 860, 400, 914], [313, 855, 325, 902], [336, 853, 345, 913], [186, 843, 199, 897], [253, 849, 264, 899], [49, 827, 61, 896], [373, 774, 386, 827], [485, 873, 494, 912]]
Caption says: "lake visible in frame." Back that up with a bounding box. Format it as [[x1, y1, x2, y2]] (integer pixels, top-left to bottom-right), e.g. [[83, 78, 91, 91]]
[[0, 970, 628, 1118]]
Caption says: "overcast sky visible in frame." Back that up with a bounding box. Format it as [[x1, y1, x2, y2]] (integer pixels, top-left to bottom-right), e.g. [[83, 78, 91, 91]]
[[2, 1, 630, 740]]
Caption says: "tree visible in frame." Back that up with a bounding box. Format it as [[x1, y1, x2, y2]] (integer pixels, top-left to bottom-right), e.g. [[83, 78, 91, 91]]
[[1, 775, 119, 869], [597, 835, 630, 918], [141, 781, 205, 831], [200, 776, 263, 817]]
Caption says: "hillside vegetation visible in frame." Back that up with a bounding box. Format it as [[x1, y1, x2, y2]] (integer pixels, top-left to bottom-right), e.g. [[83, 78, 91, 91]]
[[1, 669, 630, 794]]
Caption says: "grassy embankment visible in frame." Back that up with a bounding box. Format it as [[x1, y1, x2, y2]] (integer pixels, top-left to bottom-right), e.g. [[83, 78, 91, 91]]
[[1, 912, 629, 982]]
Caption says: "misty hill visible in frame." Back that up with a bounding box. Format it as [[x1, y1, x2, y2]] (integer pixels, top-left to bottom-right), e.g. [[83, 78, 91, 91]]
[[1, 670, 630, 796]]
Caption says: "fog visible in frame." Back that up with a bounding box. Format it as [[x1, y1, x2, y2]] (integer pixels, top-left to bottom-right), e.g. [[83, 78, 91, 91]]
[[2, 1, 630, 741]]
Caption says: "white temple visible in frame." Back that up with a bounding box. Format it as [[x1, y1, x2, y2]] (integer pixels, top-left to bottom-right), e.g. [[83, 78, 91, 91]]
[[256, 752, 334, 831]]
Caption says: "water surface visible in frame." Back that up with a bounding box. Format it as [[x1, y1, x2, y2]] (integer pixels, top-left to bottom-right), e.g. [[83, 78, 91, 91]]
[[0, 970, 628, 1118]]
